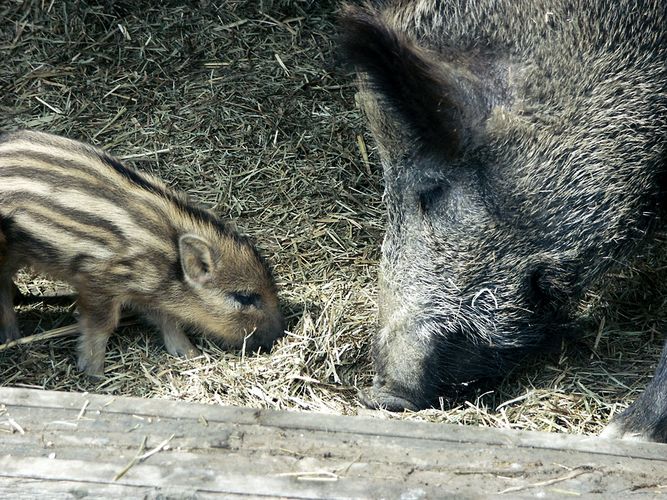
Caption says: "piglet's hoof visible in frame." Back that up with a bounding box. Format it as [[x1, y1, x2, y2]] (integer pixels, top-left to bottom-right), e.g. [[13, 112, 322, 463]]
[[164, 340, 201, 359], [77, 356, 105, 379], [0, 324, 21, 344]]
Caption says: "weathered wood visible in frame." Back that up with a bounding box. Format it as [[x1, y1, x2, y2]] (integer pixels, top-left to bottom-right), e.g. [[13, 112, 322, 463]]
[[1, 387, 665, 498], [0, 477, 214, 500]]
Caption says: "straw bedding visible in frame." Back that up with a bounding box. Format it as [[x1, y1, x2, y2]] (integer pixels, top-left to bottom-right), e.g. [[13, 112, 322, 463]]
[[0, 0, 665, 435]]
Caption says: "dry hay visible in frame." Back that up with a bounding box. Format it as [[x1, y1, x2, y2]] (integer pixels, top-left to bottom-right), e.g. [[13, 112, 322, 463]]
[[0, 0, 665, 437]]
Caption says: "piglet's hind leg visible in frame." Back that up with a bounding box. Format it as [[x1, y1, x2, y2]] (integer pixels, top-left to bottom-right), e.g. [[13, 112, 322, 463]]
[[0, 271, 19, 343]]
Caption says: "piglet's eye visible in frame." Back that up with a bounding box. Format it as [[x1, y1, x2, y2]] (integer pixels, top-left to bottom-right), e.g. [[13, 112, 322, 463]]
[[230, 292, 260, 307]]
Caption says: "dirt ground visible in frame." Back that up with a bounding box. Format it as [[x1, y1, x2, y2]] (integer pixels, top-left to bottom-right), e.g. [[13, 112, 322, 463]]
[[0, 0, 665, 436]]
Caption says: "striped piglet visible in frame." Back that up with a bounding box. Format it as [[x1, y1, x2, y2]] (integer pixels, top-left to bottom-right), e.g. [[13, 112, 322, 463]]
[[0, 130, 284, 376]]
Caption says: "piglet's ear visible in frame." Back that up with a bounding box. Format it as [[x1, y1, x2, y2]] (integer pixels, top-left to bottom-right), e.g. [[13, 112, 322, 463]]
[[340, 5, 469, 158], [179, 234, 214, 287]]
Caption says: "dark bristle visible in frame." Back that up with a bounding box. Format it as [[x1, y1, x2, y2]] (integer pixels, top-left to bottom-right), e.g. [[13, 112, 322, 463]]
[[99, 152, 167, 198], [99, 150, 241, 243]]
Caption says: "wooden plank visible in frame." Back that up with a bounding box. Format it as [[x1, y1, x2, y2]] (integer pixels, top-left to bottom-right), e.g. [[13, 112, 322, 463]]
[[1, 387, 666, 498], [2, 403, 666, 476], [2, 386, 664, 460], [0, 455, 413, 500], [0, 477, 217, 500]]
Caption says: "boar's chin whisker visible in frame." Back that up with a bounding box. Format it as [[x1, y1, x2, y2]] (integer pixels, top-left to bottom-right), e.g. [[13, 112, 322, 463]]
[[471, 287, 499, 310]]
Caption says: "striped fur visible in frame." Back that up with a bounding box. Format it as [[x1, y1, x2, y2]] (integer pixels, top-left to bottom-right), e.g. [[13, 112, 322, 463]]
[[0, 130, 284, 376]]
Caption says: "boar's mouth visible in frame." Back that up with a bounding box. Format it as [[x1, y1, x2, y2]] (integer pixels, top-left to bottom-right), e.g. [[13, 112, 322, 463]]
[[362, 310, 581, 412], [361, 315, 578, 412], [358, 388, 421, 412], [359, 378, 483, 412]]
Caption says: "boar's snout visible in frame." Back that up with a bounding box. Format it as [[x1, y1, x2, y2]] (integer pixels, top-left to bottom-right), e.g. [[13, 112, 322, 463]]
[[363, 312, 539, 412], [359, 377, 423, 412], [359, 318, 450, 411]]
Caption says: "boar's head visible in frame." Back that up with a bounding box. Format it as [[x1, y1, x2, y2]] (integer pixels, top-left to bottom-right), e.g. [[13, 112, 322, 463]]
[[341, 2, 666, 411]]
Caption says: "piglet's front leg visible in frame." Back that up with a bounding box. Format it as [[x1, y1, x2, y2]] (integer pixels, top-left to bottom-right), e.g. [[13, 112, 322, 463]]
[[145, 310, 201, 359], [76, 293, 122, 377]]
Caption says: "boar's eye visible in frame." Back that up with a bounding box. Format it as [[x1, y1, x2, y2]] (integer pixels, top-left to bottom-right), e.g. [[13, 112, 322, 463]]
[[417, 184, 448, 215], [230, 292, 260, 308], [526, 265, 569, 308]]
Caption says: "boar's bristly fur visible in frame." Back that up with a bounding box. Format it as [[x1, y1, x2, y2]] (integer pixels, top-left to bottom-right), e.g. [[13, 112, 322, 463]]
[[341, 0, 667, 441], [0, 130, 285, 376]]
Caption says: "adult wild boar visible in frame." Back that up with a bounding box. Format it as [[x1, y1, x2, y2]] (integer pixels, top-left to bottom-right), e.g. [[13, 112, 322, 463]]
[[341, 0, 666, 442]]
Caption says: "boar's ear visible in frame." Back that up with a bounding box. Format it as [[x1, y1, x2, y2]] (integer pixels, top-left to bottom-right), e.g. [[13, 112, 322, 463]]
[[179, 234, 215, 287], [340, 4, 465, 158]]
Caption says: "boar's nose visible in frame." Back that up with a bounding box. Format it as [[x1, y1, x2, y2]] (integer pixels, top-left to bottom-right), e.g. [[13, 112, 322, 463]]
[[358, 377, 424, 412], [359, 388, 420, 412]]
